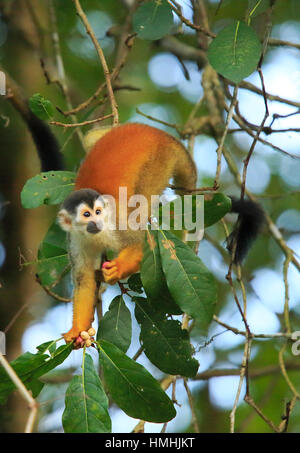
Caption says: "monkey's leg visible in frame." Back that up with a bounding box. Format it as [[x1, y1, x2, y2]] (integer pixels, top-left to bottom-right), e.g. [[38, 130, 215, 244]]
[[63, 266, 97, 344], [102, 244, 143, 285]]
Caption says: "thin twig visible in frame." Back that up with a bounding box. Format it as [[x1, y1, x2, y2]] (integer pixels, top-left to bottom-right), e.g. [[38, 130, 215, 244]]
[[132, 346, 144, 361], [278, 253, 300, 401], [278, 397, 297, 433], [35, 274, 71, 303], [136, 108, 180, 133], [244, 394, 280, 433], [73, 0, 119, 126], [230, 79, 300, 110], [268, 38, 300, 50], [230, 338, 252, 433], [0, 353, 38, 433], [240, 30, 270, 200], [213, 315, 292, 339], [48, 0, 85, 148], [49, 114, 113, 128], [4, 301, 31, 333], [222, 98, 300, 160], [194, 362, 300, 381], [238, 376, 278, 433], [214, 85, 238, 189], [168, 0, 215, 38], [279, 345, 300, 400], [230, 264, 252, 433], [183, 378, 199, 433]]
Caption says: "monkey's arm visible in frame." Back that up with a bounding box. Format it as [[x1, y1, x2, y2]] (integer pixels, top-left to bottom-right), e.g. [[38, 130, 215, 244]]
[[63, 239, 98, 343], [63, 268, 97, 343]]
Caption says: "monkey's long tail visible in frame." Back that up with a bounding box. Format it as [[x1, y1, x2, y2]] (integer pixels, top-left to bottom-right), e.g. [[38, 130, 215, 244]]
[[4, 70, 64, 172], [26, 111, 64, 171], [226, 197, 265, 264]]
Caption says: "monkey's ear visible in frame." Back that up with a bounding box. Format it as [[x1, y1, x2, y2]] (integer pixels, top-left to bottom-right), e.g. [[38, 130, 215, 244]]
[[57, 209, 73, 232]]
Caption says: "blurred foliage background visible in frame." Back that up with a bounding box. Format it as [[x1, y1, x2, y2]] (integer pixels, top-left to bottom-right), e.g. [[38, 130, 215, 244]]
[[1, 0, 300, 433]]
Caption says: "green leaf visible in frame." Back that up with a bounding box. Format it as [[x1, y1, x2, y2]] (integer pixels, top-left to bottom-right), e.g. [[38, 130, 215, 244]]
[[134, 297, 199, 377], [97, 296, 132, 353], [62, 354, 111, 433], [204, 193, 232, 227], [158, 230, 217, 325], [127, 273, 143, 294], [248, 0, 270, 20], [141, 230, 165, 299], [28, 379, 45, 398], [98, 340, 176, 423], [133, 0, 174, 41], [141, 230, 182, 315], [37, 222, 69, 287], [0, 342, 72, 404], [0, 353, 46, 404], [0, 115, 9, 127], [207, 21, 262, 83], [21, 171, 76, 209], [30, 343, 73, 380], [36, 340, 57, 355], [29, 93, 55, 121], [157, 194, 231, 229], [39, 221, 68, 252]]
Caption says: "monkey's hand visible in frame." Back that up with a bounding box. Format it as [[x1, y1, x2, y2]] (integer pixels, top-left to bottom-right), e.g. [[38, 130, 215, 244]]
[[102, 260, 121, 285], [101, 245, 143, 285], [63, 328, 96, 349]]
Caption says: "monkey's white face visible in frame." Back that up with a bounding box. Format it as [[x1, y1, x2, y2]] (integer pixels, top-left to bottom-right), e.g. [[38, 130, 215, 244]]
[[58, 195, 112, 236], [74, 198, 105, 233]]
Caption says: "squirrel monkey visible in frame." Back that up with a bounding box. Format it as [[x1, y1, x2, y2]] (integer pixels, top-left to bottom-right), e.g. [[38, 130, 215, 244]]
[[57, 123, 198, 343], [18, 111, 264, 346]]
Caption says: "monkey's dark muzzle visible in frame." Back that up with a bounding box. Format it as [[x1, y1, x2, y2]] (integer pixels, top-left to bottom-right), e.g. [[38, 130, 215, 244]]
[[87, 221, 102, 234]]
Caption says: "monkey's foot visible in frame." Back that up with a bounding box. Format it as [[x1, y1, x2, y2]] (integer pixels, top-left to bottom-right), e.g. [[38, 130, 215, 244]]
[[63, 328, 80, 344], [102, 260, 121, 285], [63, 327, 96, 349]]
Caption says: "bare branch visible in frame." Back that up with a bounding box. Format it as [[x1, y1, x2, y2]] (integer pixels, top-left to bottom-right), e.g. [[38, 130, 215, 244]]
[[0, 353, 38, 433], [50, 113, 113, 128], [73, 0, 119, 126]]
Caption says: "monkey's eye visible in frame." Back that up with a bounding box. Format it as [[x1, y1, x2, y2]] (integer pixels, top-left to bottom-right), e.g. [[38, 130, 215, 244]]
[[83, 211, 91, 218], [95, 209, 102, 215]]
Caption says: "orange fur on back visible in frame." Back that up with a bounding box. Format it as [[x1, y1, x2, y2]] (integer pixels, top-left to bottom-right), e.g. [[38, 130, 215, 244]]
[[75, 123, 193, 200]]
